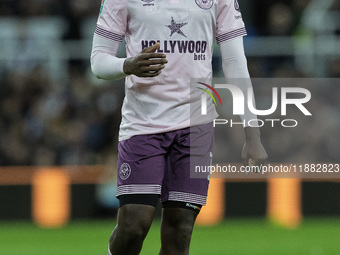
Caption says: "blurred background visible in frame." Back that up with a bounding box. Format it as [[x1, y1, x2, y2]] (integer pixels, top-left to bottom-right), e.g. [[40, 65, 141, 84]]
[[0, 0, 339, 166], [0, 0, 340, 254]]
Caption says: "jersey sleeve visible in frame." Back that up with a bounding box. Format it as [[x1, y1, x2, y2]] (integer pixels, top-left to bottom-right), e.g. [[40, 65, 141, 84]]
[[216, 0, 247, 44], [94, 0, 127, 44]]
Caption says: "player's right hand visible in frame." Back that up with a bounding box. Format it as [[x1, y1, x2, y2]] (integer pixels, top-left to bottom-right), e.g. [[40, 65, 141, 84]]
[[123, 42, 168, 77]]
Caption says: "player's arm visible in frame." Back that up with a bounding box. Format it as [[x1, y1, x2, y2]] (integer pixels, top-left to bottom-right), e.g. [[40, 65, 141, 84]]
[[90, 0, 167, 80], [91, 34, 127, 80], [123, 42, 168, 78], [220, 37, 267, 166], [91, 38, 168, 80]]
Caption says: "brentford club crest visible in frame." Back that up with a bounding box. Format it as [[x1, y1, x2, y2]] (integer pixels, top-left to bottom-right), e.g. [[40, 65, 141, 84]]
[[195, 0, 213, 10], [119, 163, 131, 180]]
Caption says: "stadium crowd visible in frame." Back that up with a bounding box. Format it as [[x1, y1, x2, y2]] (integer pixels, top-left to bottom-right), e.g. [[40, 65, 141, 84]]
[[0, 0, 339, 166]]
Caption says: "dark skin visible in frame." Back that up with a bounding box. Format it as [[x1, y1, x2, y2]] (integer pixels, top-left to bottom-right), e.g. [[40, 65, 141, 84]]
[[108, 43, 268, 255], [242, 127, 268, 167], [109, 205, 198, 255], [159, 208, 198, 255], [123, 42, 168, 78], [109, 205, 156, 255]]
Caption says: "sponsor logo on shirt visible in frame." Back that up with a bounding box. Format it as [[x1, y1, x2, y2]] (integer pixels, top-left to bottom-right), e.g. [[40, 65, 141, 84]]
[[142, 40, 207, 60], [141, 17, 206, 61], [166, 17, 188, 38], [195, 0, 213, 10]]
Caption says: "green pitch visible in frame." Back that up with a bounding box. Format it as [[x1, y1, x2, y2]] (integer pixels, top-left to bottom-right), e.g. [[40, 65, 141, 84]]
[[1, 218, 340, 255]]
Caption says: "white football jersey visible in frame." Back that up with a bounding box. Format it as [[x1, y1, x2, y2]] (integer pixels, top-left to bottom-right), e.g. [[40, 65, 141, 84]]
[[96, 0, 247, 141]]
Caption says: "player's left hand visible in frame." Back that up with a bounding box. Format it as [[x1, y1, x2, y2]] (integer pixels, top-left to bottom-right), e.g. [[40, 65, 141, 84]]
[[241, 137, 267, 168], [241, 127, 267, 168]]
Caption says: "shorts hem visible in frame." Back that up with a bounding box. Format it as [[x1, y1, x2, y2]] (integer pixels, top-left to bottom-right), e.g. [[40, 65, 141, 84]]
[[116, 184, 162, 197], [162, 191, 207, 206]]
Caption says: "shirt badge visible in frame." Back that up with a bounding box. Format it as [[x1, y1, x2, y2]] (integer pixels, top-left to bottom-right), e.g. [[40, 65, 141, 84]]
[[195, 0, 213, 10]]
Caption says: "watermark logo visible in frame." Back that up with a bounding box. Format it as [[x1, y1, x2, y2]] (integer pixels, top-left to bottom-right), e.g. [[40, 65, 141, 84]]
[[141, 0, 155, 6], [196, 82, 222, 115], [197, 83, 312, 127]]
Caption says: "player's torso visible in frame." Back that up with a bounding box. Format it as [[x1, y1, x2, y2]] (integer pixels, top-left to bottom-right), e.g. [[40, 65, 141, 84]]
[[119, 0, 220, 140], [125, 0, 217, 64]]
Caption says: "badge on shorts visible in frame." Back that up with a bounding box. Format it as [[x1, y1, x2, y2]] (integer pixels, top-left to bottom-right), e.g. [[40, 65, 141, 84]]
[[195, 0, 213, 10], [119, 163, 131, 180]]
